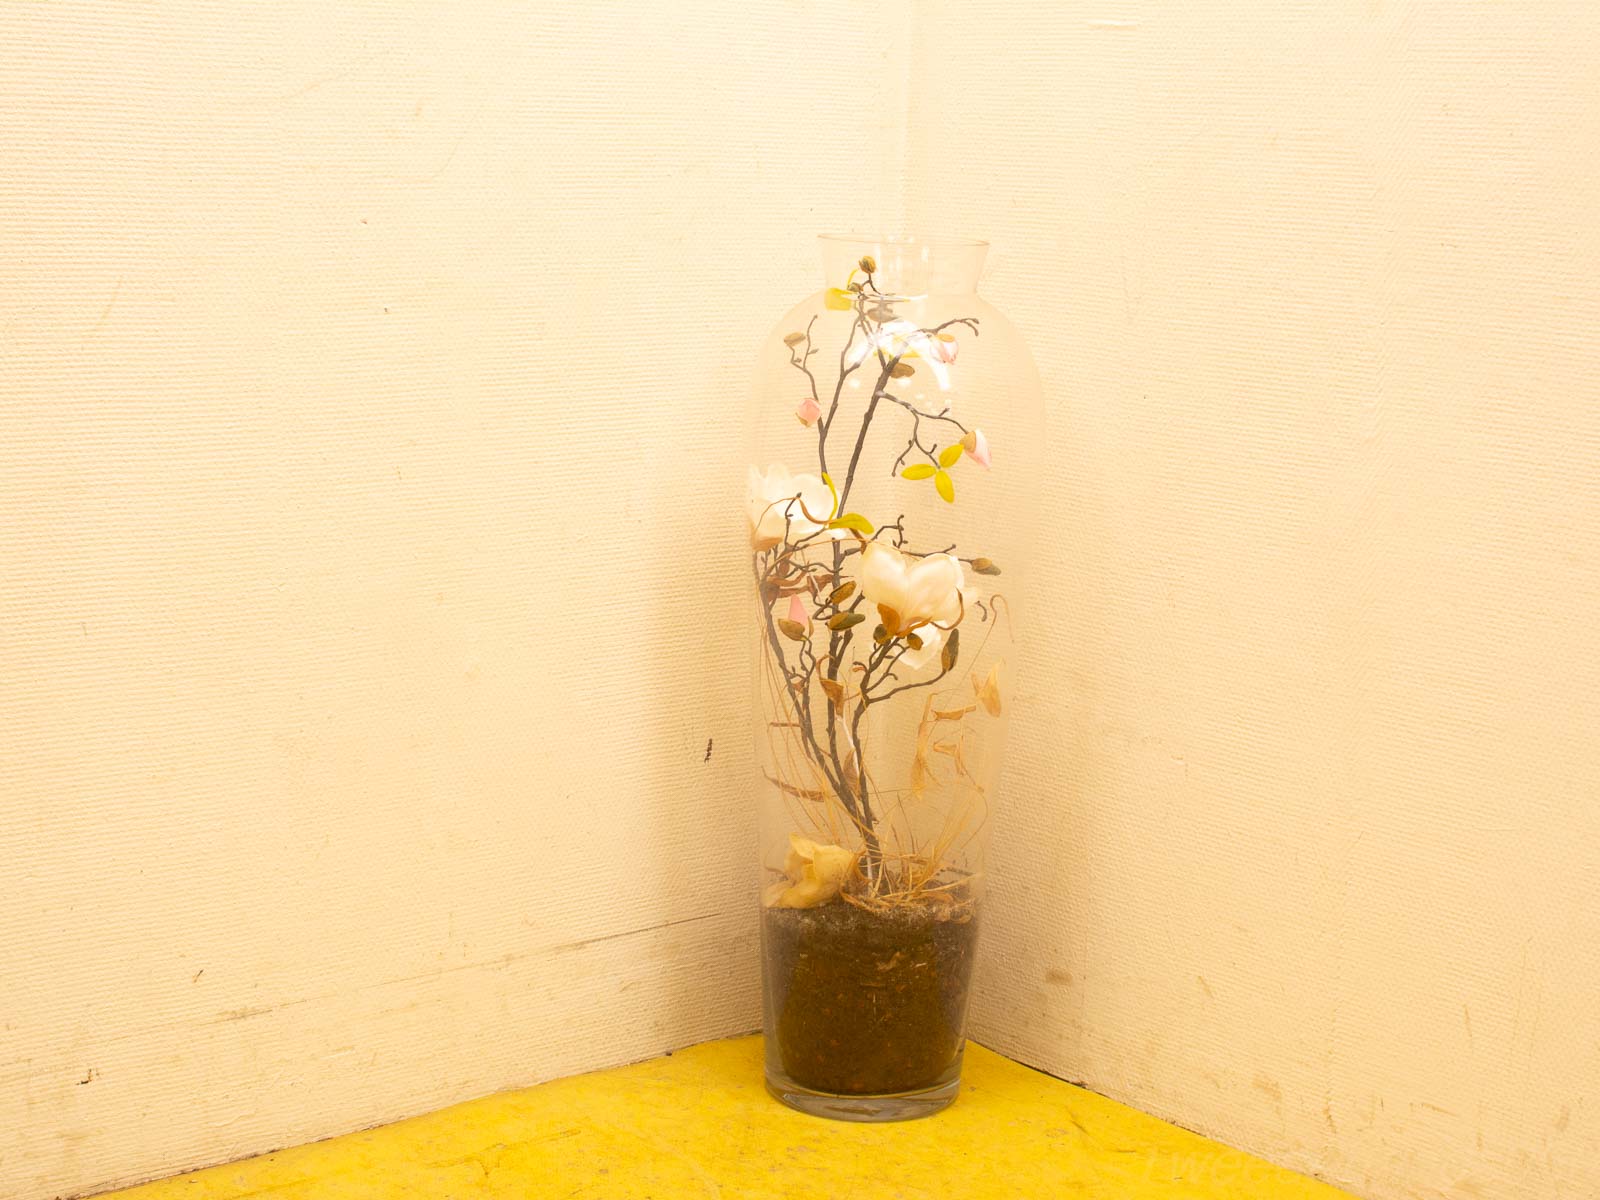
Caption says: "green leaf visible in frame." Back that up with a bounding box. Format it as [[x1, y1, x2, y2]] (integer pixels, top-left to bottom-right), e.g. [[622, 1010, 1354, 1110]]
[[938, 443, 964, 468], [828, 611, 866, 632], [934, 470, 955, 503], [828, 581, 856, 605], [825, 288, 854, 311], [777, 619, 808, 642], [940, 627, 961, 673], [872, 624, 890, 646], [971, 557, 1002, 576], [905, 631, 924, 651], [901, 463, 936, 481], [828, 512, 874, 535]]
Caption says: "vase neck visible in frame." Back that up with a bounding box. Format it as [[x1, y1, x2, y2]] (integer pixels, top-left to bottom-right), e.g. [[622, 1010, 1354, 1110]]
[[819, 234, 987, 299]]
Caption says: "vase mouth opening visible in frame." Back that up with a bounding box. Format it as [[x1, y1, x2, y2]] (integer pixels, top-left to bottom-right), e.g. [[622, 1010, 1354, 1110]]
[[819, 232, 990, 249], [818, 233, 988, 298]]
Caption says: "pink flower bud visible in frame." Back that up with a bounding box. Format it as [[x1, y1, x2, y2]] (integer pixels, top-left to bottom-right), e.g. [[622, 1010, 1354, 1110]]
[[787, 594, 810, 627], [795, 396, 822, 426], [968, 427, 991, 469], [934, 337, 958, 364]]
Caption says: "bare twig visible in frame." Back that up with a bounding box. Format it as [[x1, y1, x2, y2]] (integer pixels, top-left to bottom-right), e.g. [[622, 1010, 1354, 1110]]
[[756, 290, 989, 882]]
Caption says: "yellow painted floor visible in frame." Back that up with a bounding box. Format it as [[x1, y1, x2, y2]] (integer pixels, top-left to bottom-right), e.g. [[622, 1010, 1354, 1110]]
[[103, 1037, 1351, 1199]]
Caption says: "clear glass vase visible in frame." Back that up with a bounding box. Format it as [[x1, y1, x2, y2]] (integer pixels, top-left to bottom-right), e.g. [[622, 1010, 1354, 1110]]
[[747, 235, 1044, 1120]]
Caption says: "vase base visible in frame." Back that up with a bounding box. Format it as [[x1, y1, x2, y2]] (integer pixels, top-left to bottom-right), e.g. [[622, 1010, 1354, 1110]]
[[764, 1071, 960, 1122]]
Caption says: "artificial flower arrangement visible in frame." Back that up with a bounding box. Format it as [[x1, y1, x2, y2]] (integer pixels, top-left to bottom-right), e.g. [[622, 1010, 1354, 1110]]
[[750, 252, 1020, 1115]]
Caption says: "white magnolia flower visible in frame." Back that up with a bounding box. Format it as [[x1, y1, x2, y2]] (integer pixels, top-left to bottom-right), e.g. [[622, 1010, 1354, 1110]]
[[746, 464, 833, 547], [898, 624, 946, 672], [858, 542, 964, 634]]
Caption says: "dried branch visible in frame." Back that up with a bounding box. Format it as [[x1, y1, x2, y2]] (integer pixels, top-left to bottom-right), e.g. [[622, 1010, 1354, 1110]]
[[756, 283, 992, 881]]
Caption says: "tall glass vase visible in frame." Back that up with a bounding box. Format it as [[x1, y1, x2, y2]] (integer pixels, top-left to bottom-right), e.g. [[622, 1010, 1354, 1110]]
[[747, 235, 1044, 1120]]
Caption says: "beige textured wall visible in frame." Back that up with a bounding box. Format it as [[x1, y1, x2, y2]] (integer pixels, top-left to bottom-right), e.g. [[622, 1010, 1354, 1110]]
[[7, 4, 1600, 1200], [913, 4, 1600, 1200], [0, 4, 912, 1197]]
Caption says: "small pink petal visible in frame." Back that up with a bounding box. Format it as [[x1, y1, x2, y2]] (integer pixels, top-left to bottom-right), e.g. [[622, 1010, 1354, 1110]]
[[934, 338, 958, 364], [787, 594, 810, 626], [795, 396, 822, 426], [969, 427, 992, 469]]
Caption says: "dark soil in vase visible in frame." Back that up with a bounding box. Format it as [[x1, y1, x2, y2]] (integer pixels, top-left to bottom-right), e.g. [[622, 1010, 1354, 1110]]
[[761, 891, 978, 1095]]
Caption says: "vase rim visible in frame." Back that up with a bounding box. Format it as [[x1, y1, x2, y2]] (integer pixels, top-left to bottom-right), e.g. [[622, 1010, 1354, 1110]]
[[818, 232, 989, 250], [817, 234, 988, 296]]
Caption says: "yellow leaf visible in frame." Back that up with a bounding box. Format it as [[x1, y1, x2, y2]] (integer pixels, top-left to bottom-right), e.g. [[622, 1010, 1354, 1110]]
[[819, 677, 845, 707], [934, 470, 955, 503], [828, 581, 856, 604], [827, 512, 874, 535], [939, 443, 964, 467], [825, 288, 854, 311], [902, 463, 936, 481]]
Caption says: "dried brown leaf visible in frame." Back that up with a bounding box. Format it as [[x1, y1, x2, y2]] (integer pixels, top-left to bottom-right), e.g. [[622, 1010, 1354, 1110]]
[[877, 604, 903, 635], [940, 627, 961, 672], [974, 665, 1002, 716]]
